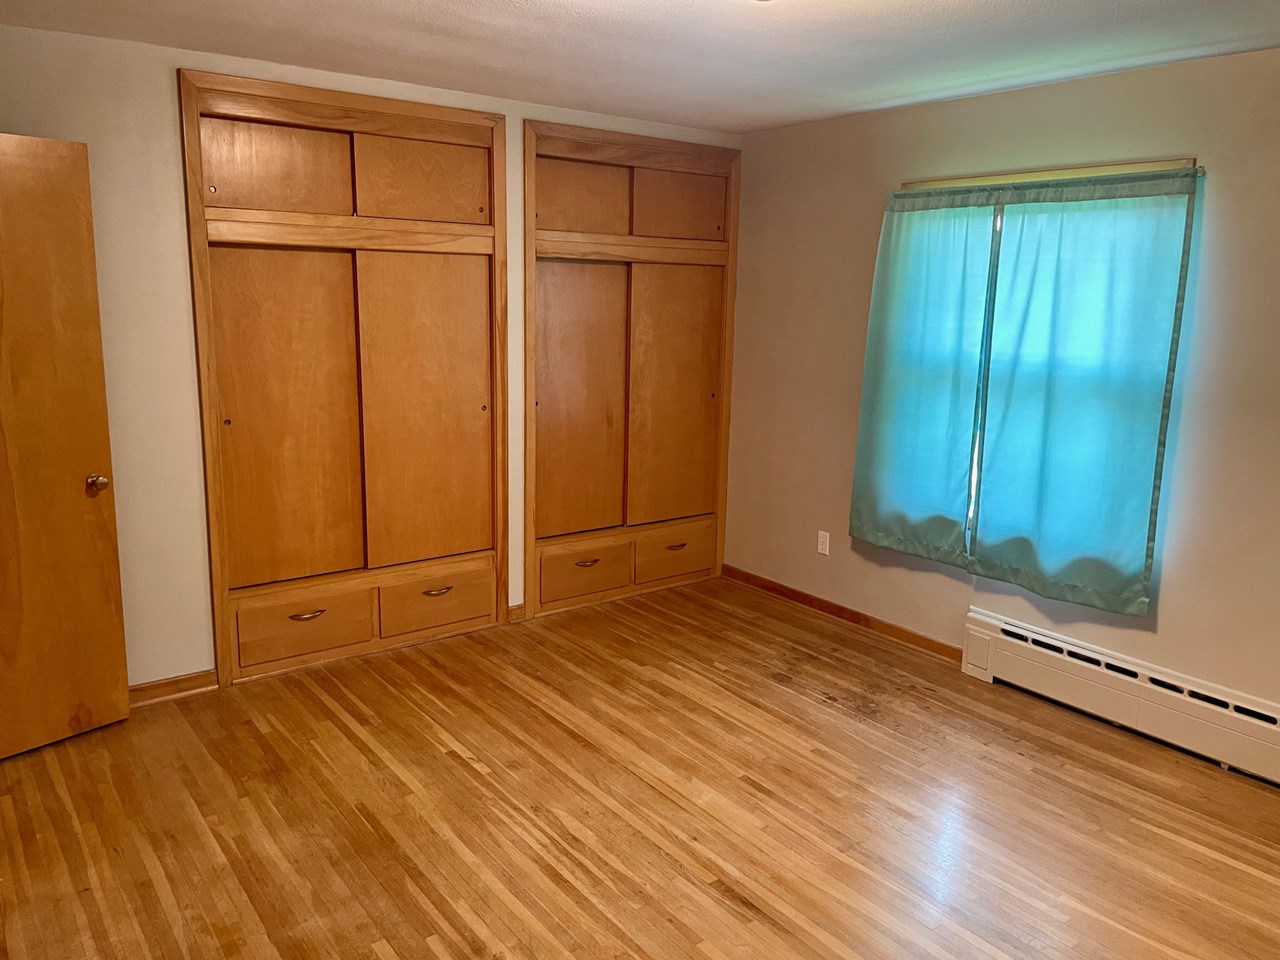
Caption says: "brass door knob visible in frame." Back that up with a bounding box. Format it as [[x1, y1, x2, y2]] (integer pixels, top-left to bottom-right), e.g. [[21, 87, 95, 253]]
[[85, 474, 110, 494]]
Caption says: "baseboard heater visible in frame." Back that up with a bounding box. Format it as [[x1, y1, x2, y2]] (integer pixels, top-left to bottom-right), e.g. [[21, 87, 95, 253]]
[[962, 607, 1280, 784]]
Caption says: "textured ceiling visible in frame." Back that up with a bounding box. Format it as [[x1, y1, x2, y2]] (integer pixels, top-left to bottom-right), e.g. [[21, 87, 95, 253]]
[[3, 0, 1279, 132]]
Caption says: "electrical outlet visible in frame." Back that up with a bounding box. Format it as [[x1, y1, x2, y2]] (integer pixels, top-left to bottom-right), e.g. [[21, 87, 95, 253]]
[[817, 530, 830, 556]]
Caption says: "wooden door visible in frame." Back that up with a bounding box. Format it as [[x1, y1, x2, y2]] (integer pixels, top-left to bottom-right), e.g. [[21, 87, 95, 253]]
[[0, 134, 129, 758], [358, 251, 493, 566], [632, 169, 727, 241], [627, 264, 723, 525], [209, 246, 365, 587], [535, 261, 629, 538], [200, 118, 353, 214], [354, 135, 490, 224], [535, 158, 631, 234]]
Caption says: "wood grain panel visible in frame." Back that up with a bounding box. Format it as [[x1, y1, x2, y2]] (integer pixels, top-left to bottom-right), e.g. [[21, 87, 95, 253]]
[[197, 90, 495, 148], [209, 246, 365, 587], [205, 207, 494, 235], [358, 252, 493, 567], [539, 540, 633, 603], [488, 118, 511, 624], [522, 124, 541, 616], [183, 69, 502, 127], [529, 120, 740, 175], [633, 168, 727, 241], [534, 260, 629, 538], [634, 518, 716, 584], [713, 155, 741, 574], [535, 157, 630, 234], [237, 586, 374, 667], [627, 264, 724, 525], [205, 218, 493, 254], [0, 134, 129, 759], [534, 230, 728, 265], [355, 134, 490, 224], [180, 72, 238, 686], [200, 117, 352, 214], [378, 561, 495, 638], [6, 579, 1280, 960]]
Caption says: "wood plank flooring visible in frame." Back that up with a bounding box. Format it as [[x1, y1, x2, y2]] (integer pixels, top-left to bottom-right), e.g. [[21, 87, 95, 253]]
[[3, 578, 1280, 959]]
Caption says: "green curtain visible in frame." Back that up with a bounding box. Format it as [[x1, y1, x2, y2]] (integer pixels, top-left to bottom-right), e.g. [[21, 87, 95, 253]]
[[850, 168, 1199, 615]]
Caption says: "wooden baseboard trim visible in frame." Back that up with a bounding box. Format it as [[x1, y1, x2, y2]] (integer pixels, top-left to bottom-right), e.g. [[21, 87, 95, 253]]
[[129, 670, 219, 708], [721, 566, 962, 665], [508, 603, 526, 622]]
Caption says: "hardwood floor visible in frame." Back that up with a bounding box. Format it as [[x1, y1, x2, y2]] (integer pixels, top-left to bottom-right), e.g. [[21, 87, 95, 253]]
[[4, 578, 1279, 959]]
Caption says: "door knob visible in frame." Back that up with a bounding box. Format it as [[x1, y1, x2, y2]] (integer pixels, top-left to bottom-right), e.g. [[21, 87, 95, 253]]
[[85, 474, 110, 495]]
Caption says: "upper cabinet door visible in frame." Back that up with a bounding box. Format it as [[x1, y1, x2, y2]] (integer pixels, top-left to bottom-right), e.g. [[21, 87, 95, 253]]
[[358, 251, 493, 567], [200, 118, 353, 214], [354, 135, 490, 224], [535, 157, 631, 234], [632, 169, 727, 241], [627, 264, 724, 526], [210, 247, 365, 587], [534, 260, 629, 538]]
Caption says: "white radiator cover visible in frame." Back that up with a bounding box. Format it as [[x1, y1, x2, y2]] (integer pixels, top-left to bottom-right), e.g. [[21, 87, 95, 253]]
[[963, 607, 1280, 784]]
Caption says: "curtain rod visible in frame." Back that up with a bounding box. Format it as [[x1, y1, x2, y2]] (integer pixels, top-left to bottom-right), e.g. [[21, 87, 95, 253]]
[[902, 157, 1198, 190]]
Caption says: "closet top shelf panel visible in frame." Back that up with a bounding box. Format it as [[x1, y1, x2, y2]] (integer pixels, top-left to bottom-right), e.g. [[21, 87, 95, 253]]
[[534, 230, 728, 266], [183, 70, 501, 229], [528, 119, 738, 177]]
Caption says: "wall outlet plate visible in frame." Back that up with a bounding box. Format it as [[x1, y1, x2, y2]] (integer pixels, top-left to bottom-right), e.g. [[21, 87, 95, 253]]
[[817, 530, 830, 556]]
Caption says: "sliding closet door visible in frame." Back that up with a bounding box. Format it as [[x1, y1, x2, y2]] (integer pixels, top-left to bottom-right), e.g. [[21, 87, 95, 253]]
[[535, 260, 629, 537], [210, 246, 365, 587], [627, 263, 723, 525], [358, 251, 493, 566]]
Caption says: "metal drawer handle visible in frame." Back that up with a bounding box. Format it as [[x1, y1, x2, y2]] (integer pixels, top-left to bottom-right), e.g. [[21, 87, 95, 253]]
[[574, 558, 601, 568], [288, 609, 326, 622], [666, 542, 688, 551], [422, 586, 454, 597]]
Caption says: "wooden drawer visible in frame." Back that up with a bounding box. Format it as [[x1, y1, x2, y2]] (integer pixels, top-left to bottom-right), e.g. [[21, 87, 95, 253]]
[[635, 519, 716, 584], [238, 587, 374, 668], [200, 118, 353, 215], [541, 541, 632, 604], [355, 134, 490, 223], [632, 168, 726, 241], [379, 562, 495, 638]]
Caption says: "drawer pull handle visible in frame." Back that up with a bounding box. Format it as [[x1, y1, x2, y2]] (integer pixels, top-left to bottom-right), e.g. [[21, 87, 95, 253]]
[[574, 558, 601, 568], [422, 586, 454, 597], [666, 542, 688, 551], [288, 609, 326, 622]]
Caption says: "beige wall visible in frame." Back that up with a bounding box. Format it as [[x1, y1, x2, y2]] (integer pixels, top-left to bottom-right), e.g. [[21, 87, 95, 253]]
[[728, 48, 1280, 702], [0, 25, 739, 685]]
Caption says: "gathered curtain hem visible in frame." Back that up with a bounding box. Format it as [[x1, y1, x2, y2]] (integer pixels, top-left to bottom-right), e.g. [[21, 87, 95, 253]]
[[848, 522, 969, 571], [851, 519, 1150, 616], [966, 555, 1150, 617]]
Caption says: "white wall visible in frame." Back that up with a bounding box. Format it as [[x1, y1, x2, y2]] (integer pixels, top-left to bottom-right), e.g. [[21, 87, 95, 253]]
[[726, 48, 1280, 704], [0, 25, 740, 685]]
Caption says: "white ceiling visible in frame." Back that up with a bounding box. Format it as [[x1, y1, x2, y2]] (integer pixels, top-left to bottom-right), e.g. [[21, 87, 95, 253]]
[[4, 0, 1279, 133]]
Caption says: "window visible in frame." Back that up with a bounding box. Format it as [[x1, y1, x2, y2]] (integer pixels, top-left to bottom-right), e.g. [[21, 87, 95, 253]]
[[850, 166, 1199, 615]]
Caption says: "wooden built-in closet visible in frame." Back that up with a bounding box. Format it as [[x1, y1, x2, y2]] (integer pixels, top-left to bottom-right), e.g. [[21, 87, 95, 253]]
[[524, 122, 740, 616], [179, 72, 507, 683]]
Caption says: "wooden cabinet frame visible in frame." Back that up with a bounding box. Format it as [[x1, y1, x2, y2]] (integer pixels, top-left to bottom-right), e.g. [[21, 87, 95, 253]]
[[522, 121, 740, 618], [179, 71, 508, 684]]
